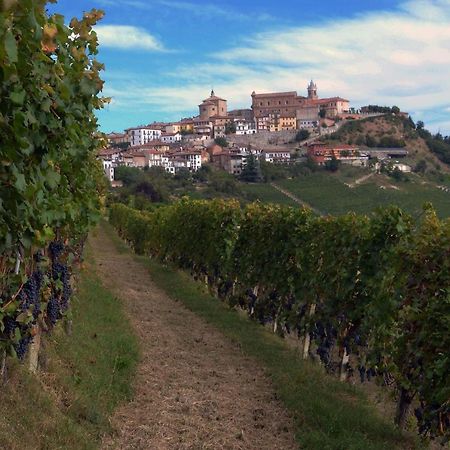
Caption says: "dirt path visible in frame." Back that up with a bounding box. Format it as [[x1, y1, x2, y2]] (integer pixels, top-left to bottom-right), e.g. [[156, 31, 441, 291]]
[[271, 182, 323, 215], [91, 226, 298, 450], [347, 172, 374, 188]]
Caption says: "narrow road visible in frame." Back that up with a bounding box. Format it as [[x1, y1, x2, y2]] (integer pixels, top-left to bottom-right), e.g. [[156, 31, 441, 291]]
[[91, 225, 298, 450]]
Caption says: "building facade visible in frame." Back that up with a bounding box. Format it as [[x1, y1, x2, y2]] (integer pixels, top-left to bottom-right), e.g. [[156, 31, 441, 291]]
[[199, 90, 228, 120], [252, 81, 350, 129], [126, 126, 162, 147]]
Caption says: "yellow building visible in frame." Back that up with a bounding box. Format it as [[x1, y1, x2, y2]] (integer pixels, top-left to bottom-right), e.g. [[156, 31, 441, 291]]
[[279, 115, 297, 131], [179, 119, 194, 134]]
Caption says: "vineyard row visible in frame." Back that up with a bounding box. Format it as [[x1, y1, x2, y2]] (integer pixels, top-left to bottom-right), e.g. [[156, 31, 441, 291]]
[[109, 200, 449, 442]]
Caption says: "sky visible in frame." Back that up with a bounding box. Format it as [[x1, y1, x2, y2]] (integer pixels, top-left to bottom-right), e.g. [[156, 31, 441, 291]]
[[50, 0, 450, 135]]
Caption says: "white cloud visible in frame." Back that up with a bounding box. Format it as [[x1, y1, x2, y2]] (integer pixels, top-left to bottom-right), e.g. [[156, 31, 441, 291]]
[[98, 0, 273, 21], [95, 25, 166, 51], [104, 0, 450, 133]]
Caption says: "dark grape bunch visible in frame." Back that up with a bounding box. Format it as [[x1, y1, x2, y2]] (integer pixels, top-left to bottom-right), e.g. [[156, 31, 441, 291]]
[[3, 315, 17, 337], [14, 335, 32, 360], [51, 261, 72, 313], [49, 241, 64, 261], [18, 270, 44, 319], [46, 296, 61, 326]]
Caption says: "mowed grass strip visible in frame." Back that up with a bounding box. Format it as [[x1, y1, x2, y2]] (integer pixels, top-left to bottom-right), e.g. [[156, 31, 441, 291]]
[[105, 222, 420, 450], [0, 242, 138, 450], [278, 173, 450, 218]]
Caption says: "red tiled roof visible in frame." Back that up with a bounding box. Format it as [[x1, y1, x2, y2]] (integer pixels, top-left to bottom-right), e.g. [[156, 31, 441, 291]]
[[252, 91, 297, 98]]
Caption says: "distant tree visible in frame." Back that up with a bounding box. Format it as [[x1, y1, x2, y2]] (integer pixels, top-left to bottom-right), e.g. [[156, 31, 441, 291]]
[[355, 135, 367, 145], [378, 136, 406, 148], [366, 134, 378, 147], [392, 106, 401, 114], [319, 108, 327, 118], [114, 166, 143, 186], [414, 159, 428, 174], [215, 136, 228, 147], [225, 122, 237, 134], [325, 156, 340, 172], [305, 156, 319, 172], [134, 181, 165, 203], [260, 160, 289, 182], [295, 129, 311, 142], [174, 168, 193, 186], [416, 121, 425, 130], [391, 167, 403, 182], [240, 154, 261, 182], [193, 164, 212, 183], [209, 170, 240, 194]]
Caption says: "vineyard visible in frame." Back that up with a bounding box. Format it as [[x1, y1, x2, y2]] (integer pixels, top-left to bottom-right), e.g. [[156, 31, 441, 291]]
[[0, 2, 105, 380], [110, 200, 450, 443]]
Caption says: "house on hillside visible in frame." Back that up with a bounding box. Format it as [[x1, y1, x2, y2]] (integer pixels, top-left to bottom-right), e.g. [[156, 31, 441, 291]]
[[307, 142, 369, 167], [263, 148, 291, 163]]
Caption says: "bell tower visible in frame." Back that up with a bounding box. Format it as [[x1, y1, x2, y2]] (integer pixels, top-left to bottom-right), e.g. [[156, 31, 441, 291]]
[[307, 80, 318, 99]]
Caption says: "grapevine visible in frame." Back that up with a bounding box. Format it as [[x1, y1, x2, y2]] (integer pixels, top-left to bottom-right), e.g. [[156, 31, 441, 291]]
[[0, 1, 106, 365], [110, 200, 450, 442]]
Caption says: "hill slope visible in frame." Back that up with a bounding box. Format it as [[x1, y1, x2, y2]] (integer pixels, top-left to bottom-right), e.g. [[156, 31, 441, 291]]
[[324, 114, 449, 173]]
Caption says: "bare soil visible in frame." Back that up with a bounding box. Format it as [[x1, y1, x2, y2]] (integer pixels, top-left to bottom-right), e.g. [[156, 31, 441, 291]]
[[91, 226, 298, 450]]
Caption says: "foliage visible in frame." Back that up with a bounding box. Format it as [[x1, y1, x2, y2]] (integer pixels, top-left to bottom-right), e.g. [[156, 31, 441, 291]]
[[324, 156, 340, 172], [414, 159, 428, 174], [240, 154, 261, 182], [362, 105, 400, 114], [225, 121, 236, 134], [214, 136, 228, 147], [259, 160, 290, 182], [110, 200, 450, 441], [0, 1, 105, 358], [416, 126, 450, 166], [295, 129, 311, 142]]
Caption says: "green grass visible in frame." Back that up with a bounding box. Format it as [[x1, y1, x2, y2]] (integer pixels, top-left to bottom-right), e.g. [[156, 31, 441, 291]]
[[239, 182, 298, 206], [0, 243, 139, 450], [277, 173, 450, 218], [104, 221, 421, 450]]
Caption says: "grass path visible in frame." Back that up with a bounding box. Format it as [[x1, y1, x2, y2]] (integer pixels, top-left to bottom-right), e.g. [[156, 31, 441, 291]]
[[90, 225, 298, 450], [271, 182, 323, 215]]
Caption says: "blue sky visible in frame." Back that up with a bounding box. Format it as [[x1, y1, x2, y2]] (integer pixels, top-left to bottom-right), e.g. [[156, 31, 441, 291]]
[[51, 0, 450, 135]]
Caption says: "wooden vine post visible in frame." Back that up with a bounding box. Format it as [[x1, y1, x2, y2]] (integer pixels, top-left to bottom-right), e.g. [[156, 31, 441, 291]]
[[302, 303, 316, 360]]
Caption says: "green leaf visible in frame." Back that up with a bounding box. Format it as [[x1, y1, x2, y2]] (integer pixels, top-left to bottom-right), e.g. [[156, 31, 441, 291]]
[[14, 172, 26, 191], [10, 91, 26, 106], [4, 30, 18, 63]]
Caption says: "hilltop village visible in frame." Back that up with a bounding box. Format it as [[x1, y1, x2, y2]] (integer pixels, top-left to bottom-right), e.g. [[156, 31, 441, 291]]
[[99, 82, 411, 181]]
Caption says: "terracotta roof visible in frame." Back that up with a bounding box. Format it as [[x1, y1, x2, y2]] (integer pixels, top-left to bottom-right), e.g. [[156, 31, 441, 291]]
[[252, 91, 297, 98], [202, 95, 226, 102]]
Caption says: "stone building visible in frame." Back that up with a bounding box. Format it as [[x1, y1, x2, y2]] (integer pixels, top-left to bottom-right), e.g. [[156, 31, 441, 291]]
[[199, 90, 228, 120], [251, 81, 350, 130]]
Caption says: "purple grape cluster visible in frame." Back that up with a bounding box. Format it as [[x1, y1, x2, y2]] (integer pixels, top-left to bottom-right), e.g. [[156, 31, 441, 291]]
[[46, 296, 61, 325]]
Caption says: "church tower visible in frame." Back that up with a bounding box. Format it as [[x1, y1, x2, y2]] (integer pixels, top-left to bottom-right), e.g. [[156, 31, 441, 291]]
[[307, 80, 318, 99], [199, 90, 227, 120]]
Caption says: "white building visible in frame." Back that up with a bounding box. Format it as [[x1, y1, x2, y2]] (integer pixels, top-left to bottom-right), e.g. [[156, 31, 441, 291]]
[[263, 149, 291, 163], [297, 119, 318, 129], [235, 120, 257, 135], [126, 126, 162, 147], [393, 163, 412, 173], [256, 116, 270, 132], [147, 151, 168, 169], [161, 132, 182, 143], [101, 159, 114, 182], [177, 151, 202, 171]]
